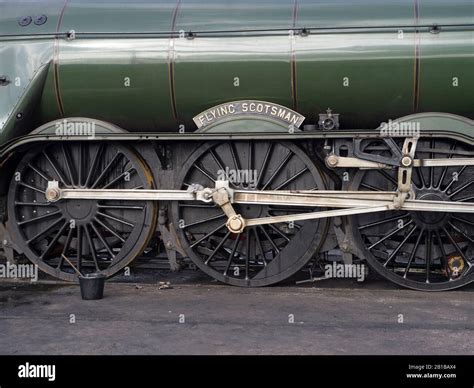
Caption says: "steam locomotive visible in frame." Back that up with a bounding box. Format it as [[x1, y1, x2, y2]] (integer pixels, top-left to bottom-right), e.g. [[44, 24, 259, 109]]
[[0, 0, 472, 290]]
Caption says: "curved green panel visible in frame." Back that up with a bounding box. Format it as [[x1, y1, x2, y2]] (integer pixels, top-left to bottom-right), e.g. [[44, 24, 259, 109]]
[[173, 36, 293, 124], [176, 0, 294, 31], [389, 112, 473, 137], [417, 0, 473, 25], [31, 117, 127, 135], [295, 31, 415, 128], [56, 38, 175, 131], [417, 0, 474, 117], [60, 0, 175, 33], [172, 0, 294, 126], [418, 31, 473, 117], [0, 41, 55, 130], [296, 0, 414, 28]]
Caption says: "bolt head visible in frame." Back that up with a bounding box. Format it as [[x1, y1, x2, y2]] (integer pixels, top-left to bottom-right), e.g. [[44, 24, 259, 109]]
[[326, 155, 339, 167], [401, 156, 413, 167], [45, 188, 60, 202], [226, 215, 244, 234]]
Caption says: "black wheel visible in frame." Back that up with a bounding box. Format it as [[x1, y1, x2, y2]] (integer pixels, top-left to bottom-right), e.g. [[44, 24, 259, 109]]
[[346, 138, 473, 291], [7, 142, 157, 281], [172, 141, 329, 287]]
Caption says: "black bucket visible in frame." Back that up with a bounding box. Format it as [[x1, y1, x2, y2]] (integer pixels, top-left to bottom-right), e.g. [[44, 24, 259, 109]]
[[79, 273, 106, 300]]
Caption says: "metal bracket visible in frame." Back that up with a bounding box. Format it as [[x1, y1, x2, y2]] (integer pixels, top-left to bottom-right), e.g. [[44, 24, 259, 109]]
[[394, 137, 418, 209], [354, 137, 403, 166]]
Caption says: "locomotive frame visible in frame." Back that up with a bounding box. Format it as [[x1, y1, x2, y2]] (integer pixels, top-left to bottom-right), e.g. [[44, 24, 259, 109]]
[[0, 0, 473, 291]]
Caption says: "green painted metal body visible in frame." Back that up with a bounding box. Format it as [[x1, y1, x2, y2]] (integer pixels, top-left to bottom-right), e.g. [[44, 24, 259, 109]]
[[0, 0, 473, 146]]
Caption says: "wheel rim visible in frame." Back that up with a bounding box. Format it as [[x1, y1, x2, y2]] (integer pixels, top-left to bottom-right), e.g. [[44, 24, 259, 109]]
[[347, 138, 473, 291], [8, 142, 157, 281], [172, 141, 329, 287]]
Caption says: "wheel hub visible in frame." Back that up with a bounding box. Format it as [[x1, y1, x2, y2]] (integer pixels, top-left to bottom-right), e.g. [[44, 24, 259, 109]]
[[63, 199, 96, 222], [413, 190, 451, 230]]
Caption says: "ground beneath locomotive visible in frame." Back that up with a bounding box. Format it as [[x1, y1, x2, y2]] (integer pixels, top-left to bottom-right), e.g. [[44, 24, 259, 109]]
[[0, 277, 472, 355]]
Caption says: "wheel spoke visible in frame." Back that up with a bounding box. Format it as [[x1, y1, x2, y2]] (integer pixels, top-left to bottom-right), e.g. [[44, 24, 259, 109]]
[[245, 231, 251, 280], [261, 151, 293, 190], [18, 182, 45, 194], [425, 231, 432, 283], [43, 150, 67, 184], [248, 141, 253, 172], [204, 231, 231, 265], [26, 217, 64, 245], [193, 163, 216, 183], [182, 213, 226, 229], [452, 216, 474, 228], [97, 211, 134, 228], [429, 139, 435, 187], [443, 165, 466, 193], [448, 180, 474, 198], [360, 182, 384, 192], [18, 210, 62, 226], [94, 217, 125, 243], [91, 152, 122, 189], [358, 213, 410, 230], [84, 225, 100, 271], [253, 227, 267, 266], [76, 226, 83, 272], [39, 221, 68, 260], [435, 231, 448, 262], [448, 221, 474, 243], [85, 144, 104, 187], [267, 223, 291, 242], [256, 143, 273, 189], [435, 142, 456, 189], [90, 222, 116, 258], [190, 223, 226, 248], [403, 230, 424, 278], [57, 226, 74, 269], [28, 164, 52, 183], [223, 237, 241, 276], [368, 220, 413, 250], [98, 204, 144, 211], [78, 142, 85, 186], [384, 226, 417, 267], [228, 142, 241, 171], [259, 225, 280, 254], [274, 167, 309, 190], [15, 201, 54, 207], [415, 168, 427, 188], [209, 149, 226, 173], [61, 144, 75, 186], [102, 167, 136, 189]]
